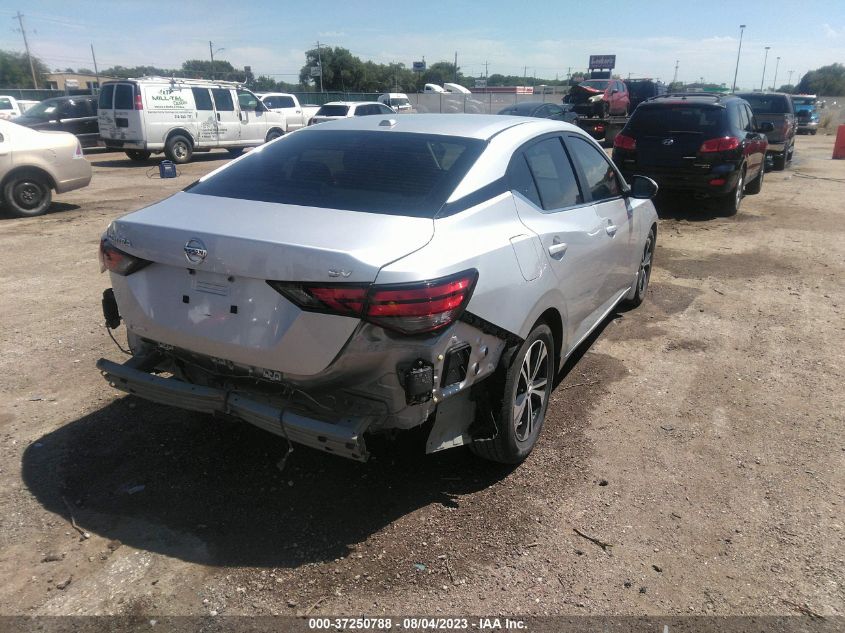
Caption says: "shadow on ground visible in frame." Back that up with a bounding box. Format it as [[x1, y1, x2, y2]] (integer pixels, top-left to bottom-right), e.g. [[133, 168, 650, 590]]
[[0, 202, 80, 220], [21, 310, 624, 569], [89, 151, 231, 169]]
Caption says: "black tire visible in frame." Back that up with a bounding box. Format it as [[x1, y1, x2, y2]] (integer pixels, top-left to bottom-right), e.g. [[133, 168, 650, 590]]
[[266, 129, 284, 142], [601, 101, 610, 118], [2, 174, 52, 218], [125, 150, 151, 162], [164, 134, 193, 164], [624, 228, 656, 308], [745, 165, 764, 195], [718, 168, 745, 216], [810, 130, 817, 136], [470, 323, 554, 464], [227, 148, 244, 157], [772, 153, 786, 171]]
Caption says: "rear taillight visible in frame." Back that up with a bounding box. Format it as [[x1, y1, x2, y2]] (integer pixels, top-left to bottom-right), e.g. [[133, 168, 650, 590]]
[[613, 134, 636, 150], [134, 92, 143, 110], [268, 270, 478, 335], [73, 141, 83, 158], [99, 238, 151, 276], [699, 137, 741, 152]]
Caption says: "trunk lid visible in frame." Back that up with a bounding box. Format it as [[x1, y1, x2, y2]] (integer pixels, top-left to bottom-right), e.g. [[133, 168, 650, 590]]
[[98, 82, 144, 142], [635, 132, 705, 168], [752, 114, 788, 143], [569, 84, 603, 104], [109, 192, 434, 376]]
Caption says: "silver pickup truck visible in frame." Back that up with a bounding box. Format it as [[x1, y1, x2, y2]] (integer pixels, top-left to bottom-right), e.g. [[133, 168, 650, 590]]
[[736, 92, 796, 170]]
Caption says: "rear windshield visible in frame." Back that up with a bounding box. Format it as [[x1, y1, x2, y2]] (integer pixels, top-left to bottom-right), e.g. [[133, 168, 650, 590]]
[[627, 105, 723, 134], [739, 94, 791, 114], [0, 98, 12, 110], [187, 130, 485, 218], [98, 84, 114, 109], [316, 105, 349, 117]]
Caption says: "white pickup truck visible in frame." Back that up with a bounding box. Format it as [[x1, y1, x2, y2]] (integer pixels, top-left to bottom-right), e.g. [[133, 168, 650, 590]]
[[256, 93, 320, 131]]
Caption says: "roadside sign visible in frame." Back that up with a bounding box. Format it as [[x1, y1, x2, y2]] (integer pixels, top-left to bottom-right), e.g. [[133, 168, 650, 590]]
[[589, 55, 616, 70], [475, 79, 487, 88], [412, 61, 426, 72], [310, 66, 322, 77]]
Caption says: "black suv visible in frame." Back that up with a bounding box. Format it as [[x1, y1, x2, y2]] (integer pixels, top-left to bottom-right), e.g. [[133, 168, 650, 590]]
[[13, 95, 100, 148], [612, 93, 772, 215]]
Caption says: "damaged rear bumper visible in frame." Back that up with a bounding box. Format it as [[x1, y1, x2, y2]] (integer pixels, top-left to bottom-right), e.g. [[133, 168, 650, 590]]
[[96, 356, 370, 461]]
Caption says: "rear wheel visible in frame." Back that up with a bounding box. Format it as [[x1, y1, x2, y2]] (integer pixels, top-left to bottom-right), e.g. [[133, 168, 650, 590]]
[[718, 169, 744, 216], [772, 152, 786, 171], [810, 130, 817, 136], [125, 150, 151, 161], [266, 129, 284, 142], [165, 135, 193, 164], [624, 228, 656, 308], [745, 165, 764, 195], [2, 174, 52, 218], [227, 148, 244, 157], [470, 324, 554, 464]]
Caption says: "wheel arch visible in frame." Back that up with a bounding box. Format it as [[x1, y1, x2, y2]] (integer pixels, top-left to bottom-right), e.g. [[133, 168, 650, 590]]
[[266, 127, 285, 142], [165, 128, 195, 146], [1, 165, 57, 191], [533, 307, 563, 372]]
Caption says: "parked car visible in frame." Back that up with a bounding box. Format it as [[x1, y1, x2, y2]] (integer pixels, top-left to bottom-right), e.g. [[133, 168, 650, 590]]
[[793, 95, 819, 135], [423, 83, 446, 93], [14, 95, 100, 148], [497, 101, 578, 123], [624, 79, 666, 111], [378, 93, 414, 113], [564, 79, 630, 117], [256, 93, 320, 130], [96, 114, 658, 464], [735, 92, 795, 170], [612, 93, 771, 215], [98, 77, 288, 163], [308, 101, 395, 125], [0, 96, 40, 119], [0, 119, 92, 217]]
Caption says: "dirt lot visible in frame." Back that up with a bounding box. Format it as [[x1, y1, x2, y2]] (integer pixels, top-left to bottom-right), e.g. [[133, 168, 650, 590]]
[[0, 134, 842, 619]]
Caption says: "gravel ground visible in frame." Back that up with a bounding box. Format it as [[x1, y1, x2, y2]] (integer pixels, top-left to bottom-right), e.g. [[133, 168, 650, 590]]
[[0, 133, 842, 619]]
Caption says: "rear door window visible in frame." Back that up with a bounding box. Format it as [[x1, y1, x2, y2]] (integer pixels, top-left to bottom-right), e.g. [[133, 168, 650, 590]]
[[316, 104, 349, 117], [114, 84, 134, 110], [192, 88, 213, 111], [98, 84, 114, 109], [211, 89, 235, 111], [523, 137, 582, 210], [265, 95, 295, 108], [509, 154, 542, 207], [566, 136, 622, 202]]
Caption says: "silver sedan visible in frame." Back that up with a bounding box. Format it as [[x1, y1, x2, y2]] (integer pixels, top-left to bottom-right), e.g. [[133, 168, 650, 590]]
[[97, 114, 658, 463]]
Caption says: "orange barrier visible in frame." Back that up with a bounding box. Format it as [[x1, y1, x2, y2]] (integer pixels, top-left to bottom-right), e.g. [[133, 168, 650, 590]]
[[834, 125, 845, 159]]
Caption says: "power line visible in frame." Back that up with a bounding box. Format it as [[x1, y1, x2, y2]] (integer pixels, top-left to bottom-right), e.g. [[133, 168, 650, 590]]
[[13, 11, 39, 88]]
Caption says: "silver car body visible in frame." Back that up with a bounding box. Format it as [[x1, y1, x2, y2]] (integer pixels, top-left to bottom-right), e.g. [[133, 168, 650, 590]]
[[98, 114, 657, 460]]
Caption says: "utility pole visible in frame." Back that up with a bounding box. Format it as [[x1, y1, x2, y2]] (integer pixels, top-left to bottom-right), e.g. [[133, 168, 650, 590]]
[[453, 51, 458, 83], [483, 60, 489, 79], [90, 44, 100, 92], [787, 69, 794, 89], [731, 24, 746, 93], [771, 56, 780, 91], [14, 12, 38, 89], [523, 65, 527, 87], [672, 60, 679, 85], [209, 41, 216, 79], [760, 46, 771, 92], [314, 41, 324, 92]]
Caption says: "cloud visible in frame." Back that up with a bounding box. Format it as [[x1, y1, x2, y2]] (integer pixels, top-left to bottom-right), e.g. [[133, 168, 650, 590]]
[[822, 23, 838, 39]]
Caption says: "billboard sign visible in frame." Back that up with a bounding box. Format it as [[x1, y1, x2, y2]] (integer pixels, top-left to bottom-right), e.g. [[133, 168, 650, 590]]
[[588, 55, 616, 70], [310, 66, 322, 77], [412, 61, 426, 72]]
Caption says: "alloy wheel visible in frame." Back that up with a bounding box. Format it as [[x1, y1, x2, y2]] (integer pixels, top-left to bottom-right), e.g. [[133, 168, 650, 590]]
[[513, 339, 549, 442], [638, 234, 654, 296]]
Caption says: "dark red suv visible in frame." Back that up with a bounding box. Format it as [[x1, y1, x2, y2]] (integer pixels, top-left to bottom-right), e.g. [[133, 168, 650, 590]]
[[564, 79, 630, 117], [611, 94, 772, 215]]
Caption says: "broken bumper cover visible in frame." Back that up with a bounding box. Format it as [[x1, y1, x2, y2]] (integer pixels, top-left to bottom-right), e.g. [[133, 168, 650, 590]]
[[96, 357, 370, 461]]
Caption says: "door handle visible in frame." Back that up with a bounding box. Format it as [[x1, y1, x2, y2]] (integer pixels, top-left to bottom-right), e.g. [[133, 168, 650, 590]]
[[548, 240, 568, 259], [606, 224, 618, 237], [216, 112, 221, 121]]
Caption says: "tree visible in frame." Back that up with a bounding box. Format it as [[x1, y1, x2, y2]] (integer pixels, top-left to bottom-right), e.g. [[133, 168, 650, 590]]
[[797, 63, 845, 95], [777, 84, 796, 94], [423, 61, 460, 87], [0, 49, 50, 88], [100, 65, 172, 79], [299, 46, 366, 91]]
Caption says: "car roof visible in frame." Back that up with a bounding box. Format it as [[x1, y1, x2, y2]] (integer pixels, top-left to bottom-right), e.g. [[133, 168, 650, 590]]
[[321, 101, 383, 107], [641, 93, 737, 107], [735, 91, 791, 98], [299, 113, 580, 141]]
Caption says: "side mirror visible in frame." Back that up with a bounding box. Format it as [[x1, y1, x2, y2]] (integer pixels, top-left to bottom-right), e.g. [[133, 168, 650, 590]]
[[628, 175, 659, 200], [757, 121, 775, 133]]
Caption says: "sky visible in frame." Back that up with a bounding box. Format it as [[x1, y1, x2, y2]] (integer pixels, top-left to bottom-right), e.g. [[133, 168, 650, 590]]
[[2, 0, 844, 89]]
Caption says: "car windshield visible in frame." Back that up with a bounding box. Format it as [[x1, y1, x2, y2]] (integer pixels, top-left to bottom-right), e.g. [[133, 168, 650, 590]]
[[739, 95, 791, 114], [20, 100, 60, 119], [628, 105, 722, 134], [391, 98, 410, 107], [316, 105, 350, 117], [579, 80, 610, 91], [186, 130, 485, 218], [0, 98, 13, 110]]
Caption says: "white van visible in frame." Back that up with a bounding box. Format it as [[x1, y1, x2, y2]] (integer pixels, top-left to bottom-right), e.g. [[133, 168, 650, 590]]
[[97, 77, 287, 163], [377, 93, 413, 113]]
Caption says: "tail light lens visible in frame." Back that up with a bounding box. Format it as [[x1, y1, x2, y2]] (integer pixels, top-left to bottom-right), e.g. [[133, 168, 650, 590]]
[[99, 238, 151, 276], [614, 134, 636, 150], [268, 270, 478, 335], [134, 92, 143, 110], [700, 137, 741, 153], [73, 141, 84, 158]]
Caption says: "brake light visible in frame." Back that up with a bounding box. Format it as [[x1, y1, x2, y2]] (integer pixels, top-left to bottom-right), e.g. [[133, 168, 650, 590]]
[[699, 137, 740, 152], [99, 238, 151, 276], [134, 92, 143, 110], [268, 270, 478, 335], [614, 134, 636, 150]]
